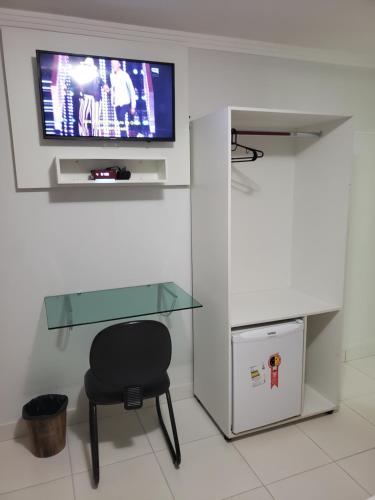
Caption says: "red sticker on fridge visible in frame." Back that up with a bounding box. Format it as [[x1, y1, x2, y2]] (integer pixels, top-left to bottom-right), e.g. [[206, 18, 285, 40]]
[[268, 353, 281, 388]]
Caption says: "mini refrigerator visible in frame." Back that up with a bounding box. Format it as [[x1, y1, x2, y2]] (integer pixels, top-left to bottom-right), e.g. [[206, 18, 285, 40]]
[[232, 319, 304, 434]]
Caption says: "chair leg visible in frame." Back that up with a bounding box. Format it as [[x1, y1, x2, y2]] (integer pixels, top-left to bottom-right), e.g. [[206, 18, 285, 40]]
[[89, 400, 100, 486], [156, 390, 181, 467]]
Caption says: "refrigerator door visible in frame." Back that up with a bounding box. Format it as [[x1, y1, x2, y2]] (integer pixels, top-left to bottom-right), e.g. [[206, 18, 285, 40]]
[[232, 320, 304, 434]]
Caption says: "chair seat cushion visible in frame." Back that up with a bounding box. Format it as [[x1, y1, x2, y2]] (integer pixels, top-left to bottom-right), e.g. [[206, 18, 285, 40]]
[[84, 369, 170, 405]]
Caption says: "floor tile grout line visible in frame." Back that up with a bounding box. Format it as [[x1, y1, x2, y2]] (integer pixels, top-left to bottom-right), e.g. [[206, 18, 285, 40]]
[[341, 391, 375, 404], [335, 459, 372, 496], [67, 407, 157, 475], [294, 408, 374, 463], [294, 420, 336, 462], [345, 361, 371, 375], [342, 392, 375, 403], [137, 402, 220, 452], [0, 474, 73, 497], [264, 484, 277, 500], [294, 426, 337, 462], [348, 369, 375, 382], [70, 450, 177, 499], [341, 402, 375, 434], [0, 397, 203, 446], [0, 435, 30, 446], [231, 422, 335, 487], [66, 436, 375, 495], [264, 459, 338, 488], [143, 430, 221, 454], [152, 448, 177, 500], [7, 395, 375, 499], [71, 398, 222, 454], [0, 397, 197, 445], [68, 396, 210, 442], [342, 400, 375, 428], [135, 405, 176, 500], [69, 394, 195, 428], [67, 401, 225, 477], [334, 445, 375, 462], [222, 485, 275, 500], [134, 407, 152, 446], [71, 447, 156, 476], [77, 393, 375, 464], [222, 488, 252, 500], [297, 408, 375, 462], [66, 429, 78, 500], [138, 410, 265, 500], [265, 462, 338, 487], [262, 460, 336, 488], [230, 439, 266, 488], [345, 355, 375, 362], [346, 359, 375, 380], [136, 401, 169, 454], [220, 486, 275, 500], [144, 420, 361, 492], [68, 408, 138, 430]]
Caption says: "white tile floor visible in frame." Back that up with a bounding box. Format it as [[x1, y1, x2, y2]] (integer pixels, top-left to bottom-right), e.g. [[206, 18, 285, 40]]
[[2, 358, 375, 499]]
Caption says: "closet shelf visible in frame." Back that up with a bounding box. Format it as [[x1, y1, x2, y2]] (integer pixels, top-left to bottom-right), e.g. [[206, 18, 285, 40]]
[[232, 128, 322, 138], [192, 106, 352, 438], [231, 288, 341, 327]]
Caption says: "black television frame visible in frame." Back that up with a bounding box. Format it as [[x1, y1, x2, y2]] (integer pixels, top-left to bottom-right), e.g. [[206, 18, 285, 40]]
[[36, 49, 176, 142]]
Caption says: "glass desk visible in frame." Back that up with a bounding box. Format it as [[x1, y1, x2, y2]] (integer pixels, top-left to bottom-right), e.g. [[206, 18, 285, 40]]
[[44, 282, 202, 330]]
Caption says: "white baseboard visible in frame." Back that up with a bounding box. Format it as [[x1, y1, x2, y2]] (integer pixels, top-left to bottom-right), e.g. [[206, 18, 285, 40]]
[[0, 383, 193, 443]]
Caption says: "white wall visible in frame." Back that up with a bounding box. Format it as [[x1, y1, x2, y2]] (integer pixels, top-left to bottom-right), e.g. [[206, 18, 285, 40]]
[[0, 34, 192, 427], [1, 30, 375, 429], [189, 48, 375, 129], [342, 133, 375, 359]]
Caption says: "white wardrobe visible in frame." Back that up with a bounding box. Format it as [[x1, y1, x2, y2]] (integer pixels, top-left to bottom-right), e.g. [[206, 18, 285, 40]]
[[191, 106, 352, 438]]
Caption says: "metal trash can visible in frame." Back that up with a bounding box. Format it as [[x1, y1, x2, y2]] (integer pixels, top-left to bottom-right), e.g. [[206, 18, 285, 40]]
[[22, 394, 68, 458]]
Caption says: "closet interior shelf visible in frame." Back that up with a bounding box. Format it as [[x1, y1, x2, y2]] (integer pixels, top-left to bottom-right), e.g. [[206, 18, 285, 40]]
[[232, 129, 322, 138]]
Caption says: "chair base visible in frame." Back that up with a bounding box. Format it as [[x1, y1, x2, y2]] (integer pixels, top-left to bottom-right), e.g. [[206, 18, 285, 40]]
[[88, 389, 181, 487], [89, 400, 99, 487], [156, 390, 181, 467]]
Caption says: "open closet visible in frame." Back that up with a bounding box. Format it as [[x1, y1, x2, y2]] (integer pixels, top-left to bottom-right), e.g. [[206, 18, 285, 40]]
[[191, 106, 352, 438]]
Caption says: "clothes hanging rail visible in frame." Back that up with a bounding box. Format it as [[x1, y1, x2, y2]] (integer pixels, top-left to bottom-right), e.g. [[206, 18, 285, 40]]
[[233, 129, 322, 138], [231, 129, 264, 163]]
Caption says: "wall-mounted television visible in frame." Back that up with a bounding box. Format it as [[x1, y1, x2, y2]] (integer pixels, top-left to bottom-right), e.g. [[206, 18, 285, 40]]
[[36, 50, 175, 142]]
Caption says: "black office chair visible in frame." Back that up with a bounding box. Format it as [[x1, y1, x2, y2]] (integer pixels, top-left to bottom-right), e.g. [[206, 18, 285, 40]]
[[84, 320, 181, 487]]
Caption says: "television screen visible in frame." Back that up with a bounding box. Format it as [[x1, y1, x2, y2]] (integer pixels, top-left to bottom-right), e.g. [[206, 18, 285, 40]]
[[36, 50, 175, 141]]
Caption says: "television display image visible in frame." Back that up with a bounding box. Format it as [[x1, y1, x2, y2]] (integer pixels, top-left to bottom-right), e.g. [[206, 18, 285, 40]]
[[36, 50, 175, 141]]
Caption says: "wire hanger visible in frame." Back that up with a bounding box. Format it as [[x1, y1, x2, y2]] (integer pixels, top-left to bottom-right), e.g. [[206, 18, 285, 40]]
[[231, 129, 264, 163]]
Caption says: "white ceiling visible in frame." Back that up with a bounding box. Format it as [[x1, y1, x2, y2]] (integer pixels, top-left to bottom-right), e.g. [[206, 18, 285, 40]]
[[0, 0, 375, 55]]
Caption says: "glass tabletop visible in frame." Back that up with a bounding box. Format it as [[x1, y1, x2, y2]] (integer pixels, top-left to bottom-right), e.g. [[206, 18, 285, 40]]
[[44, 282, 202, 330]]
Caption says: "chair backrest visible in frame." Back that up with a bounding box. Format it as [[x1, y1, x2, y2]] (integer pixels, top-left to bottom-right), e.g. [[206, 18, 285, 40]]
[[89, 320, 171, 389]]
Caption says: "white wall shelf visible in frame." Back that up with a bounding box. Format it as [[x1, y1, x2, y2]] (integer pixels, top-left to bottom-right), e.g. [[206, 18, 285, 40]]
[[191, 106, 352, 438], [56, 157, 167, 186]]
